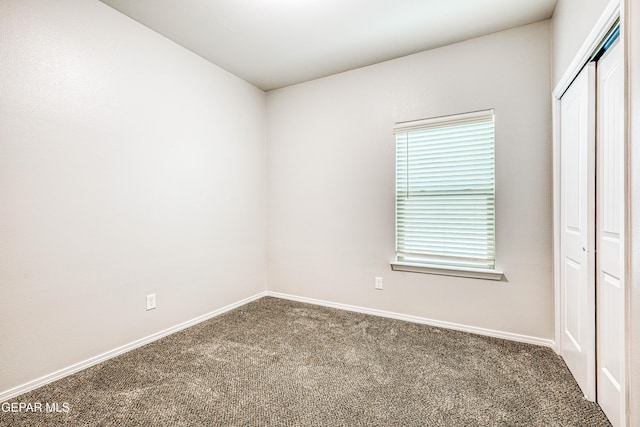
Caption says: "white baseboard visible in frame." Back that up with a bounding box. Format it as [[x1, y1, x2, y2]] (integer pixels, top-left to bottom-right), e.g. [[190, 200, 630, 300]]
[[0, 291, 267, 403], [2, 289, 555, 402], [266, 291, 555, 349]]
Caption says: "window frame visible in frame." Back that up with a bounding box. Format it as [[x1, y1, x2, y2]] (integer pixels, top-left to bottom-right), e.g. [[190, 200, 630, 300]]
[[390, 110, 503, 281]]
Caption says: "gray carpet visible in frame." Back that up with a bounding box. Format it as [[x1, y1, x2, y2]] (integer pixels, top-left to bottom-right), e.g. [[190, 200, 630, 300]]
[[1, 297, 611, 426]]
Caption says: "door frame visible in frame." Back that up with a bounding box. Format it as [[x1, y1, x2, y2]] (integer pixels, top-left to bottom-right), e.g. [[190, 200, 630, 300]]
[[553, 0, 620, 355], [552, 0, 628, 422]]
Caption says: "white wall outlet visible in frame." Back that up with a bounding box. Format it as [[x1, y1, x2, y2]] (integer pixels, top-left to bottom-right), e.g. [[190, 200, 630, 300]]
[[375, 277, 383, 290], [146, 293, 156, 311]]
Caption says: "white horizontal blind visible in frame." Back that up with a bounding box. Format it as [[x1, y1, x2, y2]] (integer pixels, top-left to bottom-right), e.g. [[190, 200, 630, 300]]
[[395, 110, 496, 270]]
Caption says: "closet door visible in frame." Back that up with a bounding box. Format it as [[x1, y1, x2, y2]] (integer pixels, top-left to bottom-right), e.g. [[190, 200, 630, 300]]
[[596, 40, 625, 427], [559, 62, 596, 400]]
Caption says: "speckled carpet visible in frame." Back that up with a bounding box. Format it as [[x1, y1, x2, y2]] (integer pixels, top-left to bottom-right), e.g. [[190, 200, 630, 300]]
[[0, 297, 611, 426]]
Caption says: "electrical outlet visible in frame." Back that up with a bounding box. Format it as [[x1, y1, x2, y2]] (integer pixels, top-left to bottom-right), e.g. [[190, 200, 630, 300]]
[[375, 277, 383, 290], [146, 293, 156, 311]]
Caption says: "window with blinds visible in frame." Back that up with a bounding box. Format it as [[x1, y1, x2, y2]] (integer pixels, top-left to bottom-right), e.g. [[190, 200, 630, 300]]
[[394, 110, 496, 271]]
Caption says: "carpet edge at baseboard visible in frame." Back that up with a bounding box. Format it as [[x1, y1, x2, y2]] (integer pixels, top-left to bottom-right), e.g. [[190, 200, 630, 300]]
[[266, 291, 555, 349], [0, 291, 268, 403], [1, 290, 555, 403]]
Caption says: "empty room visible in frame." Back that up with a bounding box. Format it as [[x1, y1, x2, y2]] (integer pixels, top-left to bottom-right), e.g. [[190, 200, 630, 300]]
[[1, 0, 640, 425]]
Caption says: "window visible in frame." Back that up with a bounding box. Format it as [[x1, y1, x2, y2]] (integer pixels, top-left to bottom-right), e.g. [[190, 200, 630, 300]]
[[391, 110, 502, 280]]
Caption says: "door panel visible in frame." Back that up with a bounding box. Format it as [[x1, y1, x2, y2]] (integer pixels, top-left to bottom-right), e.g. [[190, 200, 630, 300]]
[[596, 40, 625, 427], [559, 62, 596, 400]]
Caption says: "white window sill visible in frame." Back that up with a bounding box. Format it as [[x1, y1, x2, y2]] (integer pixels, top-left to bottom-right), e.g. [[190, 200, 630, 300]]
[[390, 262, 504, 281]]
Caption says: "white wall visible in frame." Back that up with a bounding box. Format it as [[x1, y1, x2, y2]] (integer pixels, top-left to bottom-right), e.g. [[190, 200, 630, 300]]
[[551, 0, 613, 86], [267, 21, 553, 340], [0, 0, 266, 394]]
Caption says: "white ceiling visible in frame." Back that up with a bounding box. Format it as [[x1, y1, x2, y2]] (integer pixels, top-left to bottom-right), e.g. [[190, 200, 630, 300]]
[[99, 0, 558, 91]]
